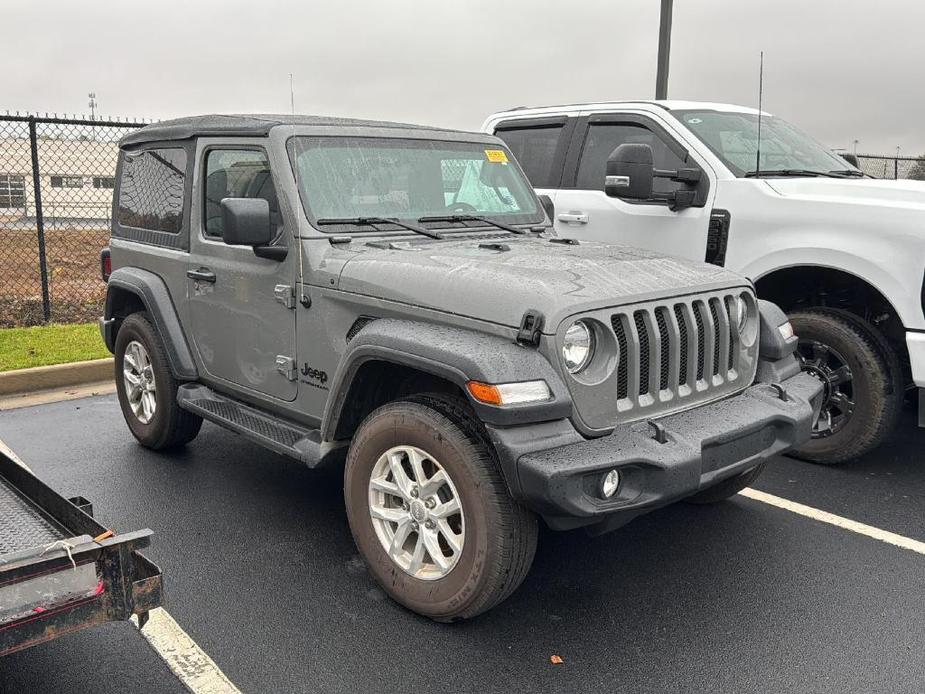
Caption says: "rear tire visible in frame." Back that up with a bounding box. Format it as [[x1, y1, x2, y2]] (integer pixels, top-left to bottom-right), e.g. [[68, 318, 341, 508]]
[[114, 312, 202, 450], [685, 464, 765, 504], [344, 394, 537, 621], [788, 309, 902, 464]]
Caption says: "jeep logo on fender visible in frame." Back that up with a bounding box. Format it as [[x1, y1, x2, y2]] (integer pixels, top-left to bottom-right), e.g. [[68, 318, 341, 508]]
[[300, 363, 328, 386]]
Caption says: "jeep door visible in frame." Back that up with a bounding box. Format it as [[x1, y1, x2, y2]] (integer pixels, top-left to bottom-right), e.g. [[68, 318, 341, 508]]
[[186, 142, 297, 402]]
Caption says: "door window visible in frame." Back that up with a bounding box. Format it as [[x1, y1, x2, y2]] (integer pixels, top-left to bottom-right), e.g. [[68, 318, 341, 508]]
[[494, 123, 565, 188], [203, 149, 281, 238], [575, 122, 687, 196]]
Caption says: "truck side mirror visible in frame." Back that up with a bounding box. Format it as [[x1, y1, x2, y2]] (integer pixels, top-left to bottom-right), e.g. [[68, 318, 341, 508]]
[[840, 153, 860, 168], [537, 194, 555, 222], [221, 198, 272, 247], [605, 144, 654, 200]]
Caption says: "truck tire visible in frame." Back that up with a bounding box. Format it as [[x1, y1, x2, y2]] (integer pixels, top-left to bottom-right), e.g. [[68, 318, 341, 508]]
[[788, 308, 902, 464], [685, 464, 765, 504], [114, 312, 202, 450], [344, 394, 538, 621]]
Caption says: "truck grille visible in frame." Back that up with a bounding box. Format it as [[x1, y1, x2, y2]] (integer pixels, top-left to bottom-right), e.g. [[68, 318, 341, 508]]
[[608, 292, 751, 415]]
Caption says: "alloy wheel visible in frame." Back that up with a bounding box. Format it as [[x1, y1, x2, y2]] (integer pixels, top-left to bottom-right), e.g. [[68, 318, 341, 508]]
[[367, 445, 466, 581], [123, 340, 157, 424], [798, 339, 855, 438]]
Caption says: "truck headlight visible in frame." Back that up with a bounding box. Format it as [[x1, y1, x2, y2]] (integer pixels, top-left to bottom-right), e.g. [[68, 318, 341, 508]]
[[733, 294, 749, 334], [563, 320, 594, 373]]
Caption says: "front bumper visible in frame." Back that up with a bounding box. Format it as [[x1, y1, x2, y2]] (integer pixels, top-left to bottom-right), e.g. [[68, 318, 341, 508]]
[[489, 370, 823, 532]]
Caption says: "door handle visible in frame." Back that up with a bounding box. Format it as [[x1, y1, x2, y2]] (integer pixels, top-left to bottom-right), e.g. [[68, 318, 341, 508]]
[[557, 211, 589, 224], [187, 268, 216, 283]]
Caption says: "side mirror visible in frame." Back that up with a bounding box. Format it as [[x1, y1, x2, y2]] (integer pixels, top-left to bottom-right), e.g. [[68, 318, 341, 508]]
[[221, 198, 272, 247], [537, 194, 555, 222], [605, 144, 654, 200], [840, 153, 860, 168]]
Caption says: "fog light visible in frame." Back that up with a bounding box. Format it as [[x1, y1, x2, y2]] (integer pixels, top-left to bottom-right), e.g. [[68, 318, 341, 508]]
[[601, 469, 621, 499]]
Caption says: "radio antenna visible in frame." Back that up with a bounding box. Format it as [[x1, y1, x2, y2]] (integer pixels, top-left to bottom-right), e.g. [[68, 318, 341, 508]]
[[755, 51, 764, 175]]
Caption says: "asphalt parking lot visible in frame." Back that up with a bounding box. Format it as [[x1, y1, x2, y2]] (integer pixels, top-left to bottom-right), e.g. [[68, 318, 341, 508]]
[[1, 393, 923, 694]]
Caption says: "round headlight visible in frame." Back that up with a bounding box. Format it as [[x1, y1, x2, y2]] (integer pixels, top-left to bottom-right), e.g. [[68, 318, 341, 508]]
[[563, 320, 594, 373], [733, 294, 749, 334]]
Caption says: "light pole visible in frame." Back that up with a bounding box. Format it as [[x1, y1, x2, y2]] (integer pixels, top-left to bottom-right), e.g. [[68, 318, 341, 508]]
[[88, 92, 97, 120], [655, 0, 673, 100]]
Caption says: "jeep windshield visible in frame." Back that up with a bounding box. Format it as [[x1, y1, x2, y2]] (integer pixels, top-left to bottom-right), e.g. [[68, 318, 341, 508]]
[[673, 109, 859, 178], [289, 137, 543, 232]]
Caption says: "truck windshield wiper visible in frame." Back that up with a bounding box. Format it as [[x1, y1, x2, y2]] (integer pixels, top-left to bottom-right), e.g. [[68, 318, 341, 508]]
[[744, 169, 839, 178], [315, 216, 444, 239], [416, 214, 527, 235], [827, 169, 867, 178]]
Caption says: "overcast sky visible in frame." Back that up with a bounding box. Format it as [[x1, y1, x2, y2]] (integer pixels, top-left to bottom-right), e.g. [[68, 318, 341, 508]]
[[5, 0, 924, 155]]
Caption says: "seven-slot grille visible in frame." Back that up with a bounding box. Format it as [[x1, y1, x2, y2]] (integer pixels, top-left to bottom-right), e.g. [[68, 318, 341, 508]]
[[610, 293, 745, 408]]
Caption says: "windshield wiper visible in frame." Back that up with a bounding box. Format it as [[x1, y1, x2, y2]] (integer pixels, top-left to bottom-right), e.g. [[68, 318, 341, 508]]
[[827, 169, 867, 178], [744, 169, 840, 178], [315, 217, 444, 239], [416, 214, 527, 234]]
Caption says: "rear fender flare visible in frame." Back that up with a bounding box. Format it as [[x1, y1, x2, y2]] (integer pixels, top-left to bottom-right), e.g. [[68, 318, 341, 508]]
[[104, 267, 198, 380]]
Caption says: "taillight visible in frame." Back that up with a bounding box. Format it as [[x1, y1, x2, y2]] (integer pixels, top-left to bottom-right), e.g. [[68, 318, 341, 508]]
[[100, 248, 111, 282]]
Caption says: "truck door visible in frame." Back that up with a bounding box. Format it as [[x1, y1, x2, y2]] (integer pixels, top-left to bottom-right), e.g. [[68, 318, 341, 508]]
[[186, 145, 297, 402], [551, 112, 714, 262], [492, 116, 576, 211]]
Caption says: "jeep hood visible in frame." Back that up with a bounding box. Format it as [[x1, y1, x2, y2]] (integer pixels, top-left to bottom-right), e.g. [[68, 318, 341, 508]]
[[335, 237, 746, 330], [764, 177, 925, 210]]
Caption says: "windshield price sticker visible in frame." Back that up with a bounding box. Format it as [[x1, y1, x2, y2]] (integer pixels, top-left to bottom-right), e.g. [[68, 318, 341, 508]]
[[485, 149, 509, 164]]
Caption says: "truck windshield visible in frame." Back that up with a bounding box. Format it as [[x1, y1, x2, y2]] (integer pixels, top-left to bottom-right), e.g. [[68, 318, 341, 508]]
[[673, 109, 854, 178], [289, 137, 542, 230]]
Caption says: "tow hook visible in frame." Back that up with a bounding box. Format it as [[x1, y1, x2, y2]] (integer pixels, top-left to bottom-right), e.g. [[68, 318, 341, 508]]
[[769, 383, 790, 402]]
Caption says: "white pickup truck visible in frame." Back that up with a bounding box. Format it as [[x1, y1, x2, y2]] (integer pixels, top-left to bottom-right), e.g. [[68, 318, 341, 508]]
[[483, 101, 925, 464]]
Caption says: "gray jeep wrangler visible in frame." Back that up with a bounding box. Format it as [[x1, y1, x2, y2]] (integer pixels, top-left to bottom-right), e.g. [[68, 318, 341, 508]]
[[100, 114, 823, 620]]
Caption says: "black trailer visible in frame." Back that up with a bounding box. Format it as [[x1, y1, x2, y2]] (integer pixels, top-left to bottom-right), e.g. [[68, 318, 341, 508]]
[[0, 448, 162, 656]]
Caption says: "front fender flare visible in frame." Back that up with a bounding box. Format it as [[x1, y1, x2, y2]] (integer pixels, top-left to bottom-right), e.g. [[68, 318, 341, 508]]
[[104, 267, 198, 380], [321, 319, 572, 440]]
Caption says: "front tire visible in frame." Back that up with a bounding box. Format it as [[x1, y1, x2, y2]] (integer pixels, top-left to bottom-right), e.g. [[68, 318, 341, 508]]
[[789, 309, 902, 464], [114, 312, 202, 450], [344, 394, 537, 621]]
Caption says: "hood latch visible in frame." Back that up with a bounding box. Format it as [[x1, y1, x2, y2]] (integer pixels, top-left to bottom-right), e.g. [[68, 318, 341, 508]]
[[516, 309, 544, 347]]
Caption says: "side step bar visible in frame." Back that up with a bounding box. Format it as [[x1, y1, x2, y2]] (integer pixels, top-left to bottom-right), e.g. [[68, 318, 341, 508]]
[[176, 384, 344, 467]]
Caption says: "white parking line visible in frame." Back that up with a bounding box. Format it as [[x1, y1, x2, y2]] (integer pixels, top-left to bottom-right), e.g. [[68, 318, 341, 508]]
[[131, 608, 242, 694], [741, 487, 925, 556]]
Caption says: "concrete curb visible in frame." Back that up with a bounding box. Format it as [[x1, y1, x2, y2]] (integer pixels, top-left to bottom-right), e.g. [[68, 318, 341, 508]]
[[0, 358, 114, 396]]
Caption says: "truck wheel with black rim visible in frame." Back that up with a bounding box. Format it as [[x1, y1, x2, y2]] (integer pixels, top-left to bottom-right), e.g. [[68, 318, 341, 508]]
[[343, 394, 538, 621], [685, 464, 765, 504], [788, 308, 902, 464], [114, 312, 203, 450]]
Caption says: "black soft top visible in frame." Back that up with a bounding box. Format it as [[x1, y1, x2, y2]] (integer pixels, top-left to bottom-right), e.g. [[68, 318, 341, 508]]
[[119, 114, 476, 148]]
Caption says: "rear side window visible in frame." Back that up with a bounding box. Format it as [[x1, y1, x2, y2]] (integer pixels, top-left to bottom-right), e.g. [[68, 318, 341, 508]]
[[494, 122, 565, 188], [117, 148, 187, 233], [575, 123, 686, 195]]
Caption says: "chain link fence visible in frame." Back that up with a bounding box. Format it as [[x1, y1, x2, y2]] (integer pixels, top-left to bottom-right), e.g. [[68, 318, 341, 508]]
[[0, 114, 149, 327], [855, 154, 925, 180]]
